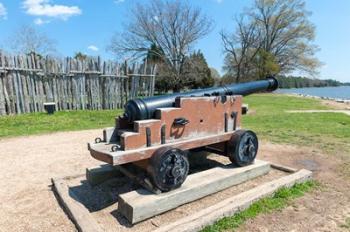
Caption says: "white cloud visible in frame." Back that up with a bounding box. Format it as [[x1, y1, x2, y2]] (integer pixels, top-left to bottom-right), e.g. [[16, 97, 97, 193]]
[[87, 45, 99, 52], [0, 3, 7, 20], [114, 0, 125, 4], [23, 0, 81, 20], [34, 18, 50, 25]]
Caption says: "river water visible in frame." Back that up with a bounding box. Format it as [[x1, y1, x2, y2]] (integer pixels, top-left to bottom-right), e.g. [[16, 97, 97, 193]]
[[276, 86, 350, 100]]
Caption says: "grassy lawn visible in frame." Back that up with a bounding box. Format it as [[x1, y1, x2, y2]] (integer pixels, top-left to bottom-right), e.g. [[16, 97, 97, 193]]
[[202, 180, 318, 232], [0, 94, 349, 153], [0, 109, 123, 138], [243, 94, 350, 155]]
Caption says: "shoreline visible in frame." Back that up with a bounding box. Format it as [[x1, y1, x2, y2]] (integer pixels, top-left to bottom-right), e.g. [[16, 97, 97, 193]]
[[276, 86, 350, 102], [276, 92, 350, 105]]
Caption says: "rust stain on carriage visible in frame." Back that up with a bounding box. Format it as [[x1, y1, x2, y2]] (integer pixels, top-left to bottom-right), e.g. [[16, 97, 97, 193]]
[[89, 95, 243, 166]]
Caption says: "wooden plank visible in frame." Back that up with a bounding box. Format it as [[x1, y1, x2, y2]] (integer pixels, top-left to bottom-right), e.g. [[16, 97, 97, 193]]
[[0, 73, 6, 115], [9, 55, 19, 113], [62, 75, 68, 110], [52, 74, 59, 109], [2, 76, 10, 114], [52, 177, 103, 232], [36, 55, 44, 111], [89, 131, 237, 165], [24, 54, 31, 112], [19, 55, 30, 113], [118, 160, 271, 224], [28, 54, 37, 112], [0, 52, 7, 115], [270, 162, 298, 173], [86, 164, 123, 186], [80, 69, 85, 110], [151, 65, 156, 96], [44, 58, 53, 103], [67, 58, 73, 110], [0, 52, 6, 115], [5, 55, 15, 114], [14, 55, 24, 114], [155, 169, 312, 232]]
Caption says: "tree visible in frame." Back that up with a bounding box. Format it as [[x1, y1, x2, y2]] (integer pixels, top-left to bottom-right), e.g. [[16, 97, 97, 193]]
[[146, 43, 164, 63], [183, 51, 214, 89], [8, 25, 56, 55], [74, 52, 88, 61], [210, 68, 221, 79], [155, 63, 176, 93], [222, 0, 321, 83], [210, 67, 221, 86], [108, 0, 213, 91], [155, 51, 214, 93], [222, 16, 261, 82], [252, 49, 280, 79]]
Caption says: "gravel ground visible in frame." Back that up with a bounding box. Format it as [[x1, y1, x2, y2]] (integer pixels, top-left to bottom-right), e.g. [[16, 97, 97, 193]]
[[0, 129, 349, 232], [0, 130, 101, 232]]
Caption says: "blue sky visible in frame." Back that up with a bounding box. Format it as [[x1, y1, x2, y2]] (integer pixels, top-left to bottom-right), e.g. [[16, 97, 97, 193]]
[[0, 0, 349, 82]]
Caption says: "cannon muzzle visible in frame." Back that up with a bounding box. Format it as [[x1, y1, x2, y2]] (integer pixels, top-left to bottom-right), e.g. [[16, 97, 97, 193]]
[[124, 76, 278, 121]]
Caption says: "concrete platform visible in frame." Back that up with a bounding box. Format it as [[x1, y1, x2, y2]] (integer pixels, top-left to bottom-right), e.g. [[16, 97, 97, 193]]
[[118, 160, 271, 224]]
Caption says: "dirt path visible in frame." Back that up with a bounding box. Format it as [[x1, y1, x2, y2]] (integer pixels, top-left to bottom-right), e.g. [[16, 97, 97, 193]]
[[320, 99, 350, 110], [0, 130, 102, 232], [287, 109, 350, 116], [240, 143, 350, 232], [0, 130, 349, 231]]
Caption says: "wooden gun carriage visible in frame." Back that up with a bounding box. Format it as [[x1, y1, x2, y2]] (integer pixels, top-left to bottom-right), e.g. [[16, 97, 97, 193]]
[[88, 77, 278, 192]]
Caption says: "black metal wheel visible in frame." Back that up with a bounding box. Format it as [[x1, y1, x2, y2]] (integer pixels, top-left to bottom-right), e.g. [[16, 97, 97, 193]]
[[227, 130, 258, 167], [149, 147, 189, 192]]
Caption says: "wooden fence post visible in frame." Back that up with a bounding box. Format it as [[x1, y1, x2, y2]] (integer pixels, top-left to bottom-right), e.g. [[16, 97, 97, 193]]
[[0, 52, 156, 115]]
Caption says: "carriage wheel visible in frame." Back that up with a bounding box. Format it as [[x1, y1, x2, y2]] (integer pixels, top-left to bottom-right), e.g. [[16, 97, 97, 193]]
[[227, 130, 258, 167], [149, 147, 189, 192]]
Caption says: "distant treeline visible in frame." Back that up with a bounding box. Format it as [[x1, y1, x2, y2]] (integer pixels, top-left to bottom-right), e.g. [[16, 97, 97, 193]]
[[276, 76, 350, 89]]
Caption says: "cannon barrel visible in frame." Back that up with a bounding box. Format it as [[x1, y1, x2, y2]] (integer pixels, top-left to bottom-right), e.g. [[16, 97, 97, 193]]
[[124, 76, 278, 121]]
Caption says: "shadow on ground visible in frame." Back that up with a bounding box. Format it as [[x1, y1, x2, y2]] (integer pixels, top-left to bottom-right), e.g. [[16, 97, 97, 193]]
[[66, 152, 229, 227]]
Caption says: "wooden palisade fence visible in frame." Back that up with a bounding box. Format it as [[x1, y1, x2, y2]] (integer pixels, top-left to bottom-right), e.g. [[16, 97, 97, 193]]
[[0, 51, 156, 115]]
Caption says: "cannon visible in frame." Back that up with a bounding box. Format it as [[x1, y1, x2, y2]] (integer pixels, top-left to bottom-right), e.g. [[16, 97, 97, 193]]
[[88, 77, 278, 192]]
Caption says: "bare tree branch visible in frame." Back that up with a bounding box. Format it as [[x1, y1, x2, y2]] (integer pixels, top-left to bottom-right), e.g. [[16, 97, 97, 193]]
[[8, 25, 57, 56], [107, 0, 213, 90], [222, 0, 321, 82]]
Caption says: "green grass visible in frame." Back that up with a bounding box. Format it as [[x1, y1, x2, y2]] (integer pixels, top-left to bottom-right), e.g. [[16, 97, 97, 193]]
[[202, 180, 318, 232], [0, 109, 123, 138], [243, 94, 350, 155], [340, 217, 350, 229]]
